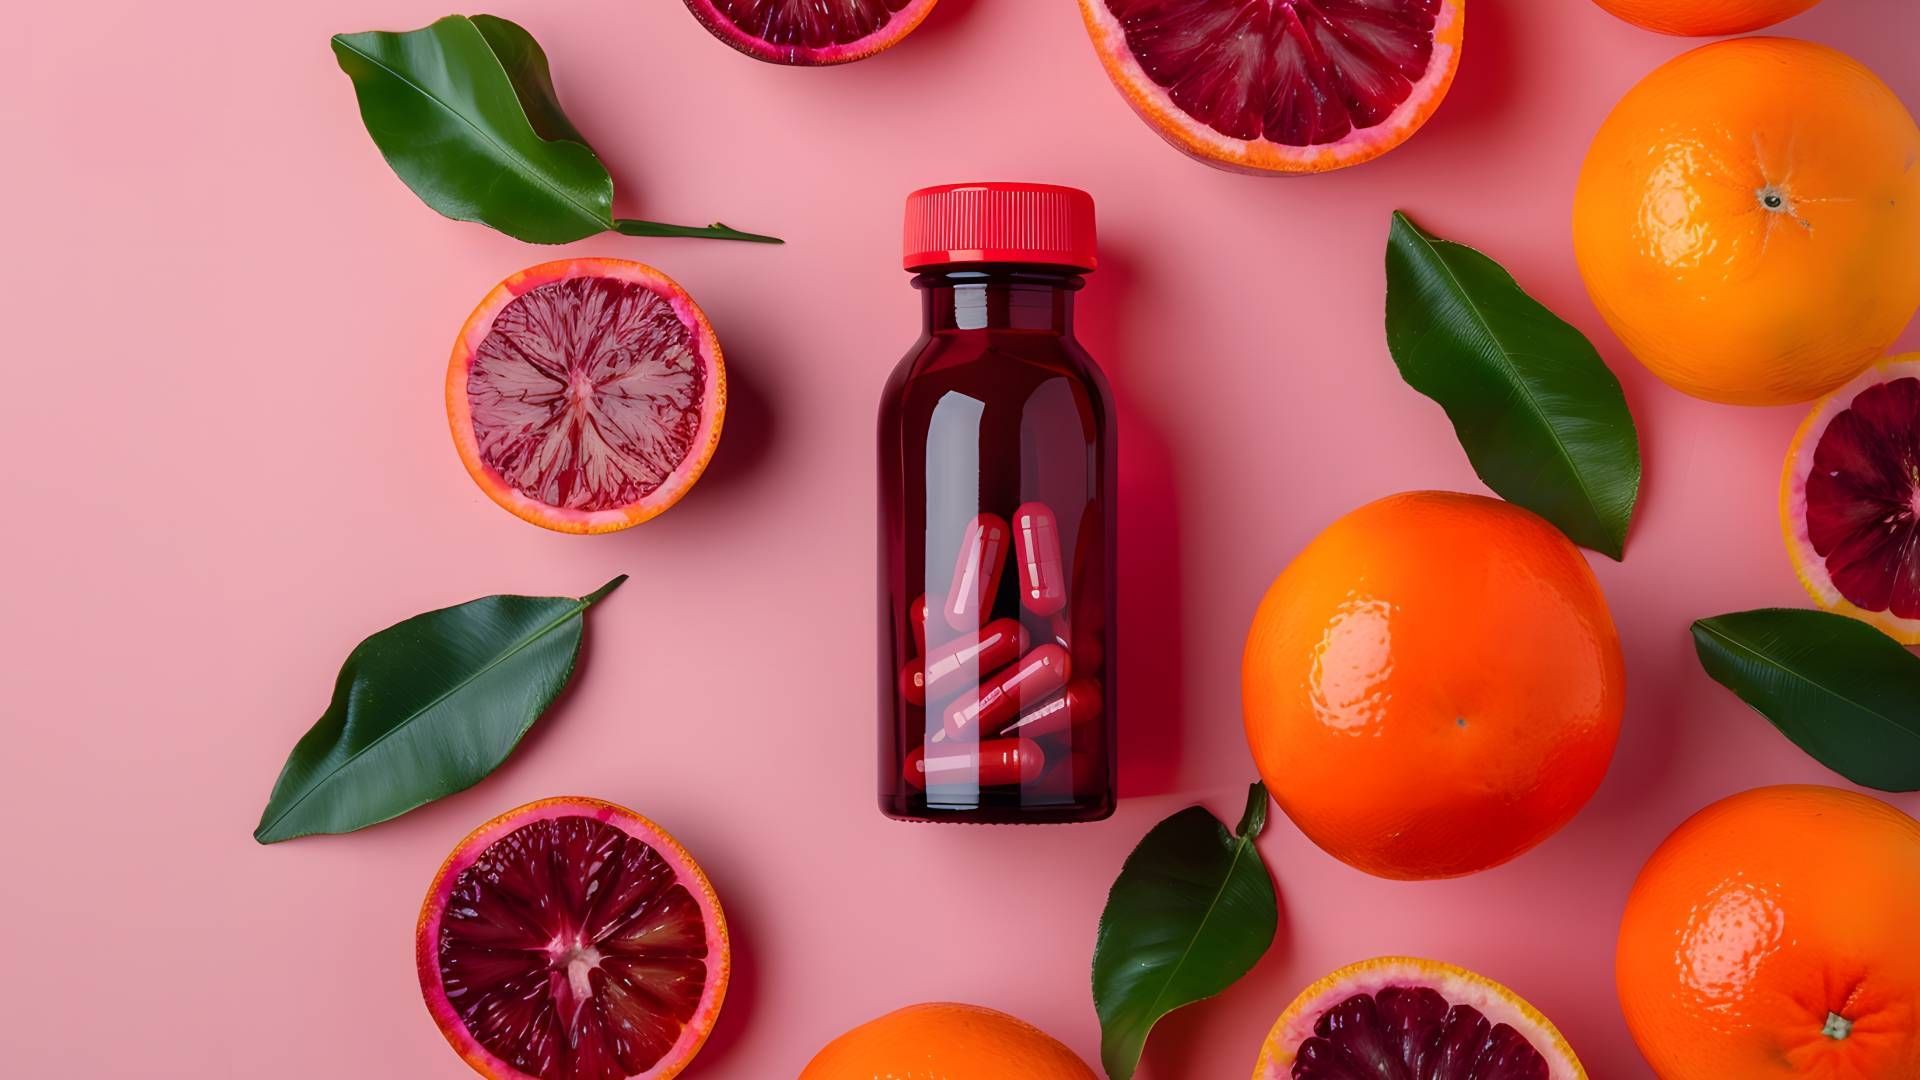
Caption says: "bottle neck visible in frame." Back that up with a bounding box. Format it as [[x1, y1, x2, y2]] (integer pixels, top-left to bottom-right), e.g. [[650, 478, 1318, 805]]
[[914, 265, 1084, 333]]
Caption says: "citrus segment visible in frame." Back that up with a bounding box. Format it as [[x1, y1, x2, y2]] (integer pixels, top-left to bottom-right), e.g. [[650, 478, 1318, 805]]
[[681, 0, 941, 65], [1616, 786, 1920, 1079], [798, 1002, 1096, 1079], [1572, 38, 1920, 405], [1242, 492, 1624, 880], [1077, 0, 1463, 173], [1783, 356, 1920, 643], [417, 797, 729, 1080], [1253, 957, 1587, 1079], [448, 259, 724, 534]]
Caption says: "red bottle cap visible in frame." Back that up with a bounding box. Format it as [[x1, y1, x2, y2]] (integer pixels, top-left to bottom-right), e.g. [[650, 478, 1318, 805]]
[[903, 182, 1097, 271]]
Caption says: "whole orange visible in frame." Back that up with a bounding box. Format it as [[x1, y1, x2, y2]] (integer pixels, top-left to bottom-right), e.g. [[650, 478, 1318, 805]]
[[1572, 38, 1920, 406], [797, 1002, 1095, 1079], [1617, 786, 1920, 1078], [1241, 492, 1624, 880], [1589, 0, 1820, 35]]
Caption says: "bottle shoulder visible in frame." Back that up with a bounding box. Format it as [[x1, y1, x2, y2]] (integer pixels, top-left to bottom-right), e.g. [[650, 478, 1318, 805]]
[[889, 331, 1109, 391]]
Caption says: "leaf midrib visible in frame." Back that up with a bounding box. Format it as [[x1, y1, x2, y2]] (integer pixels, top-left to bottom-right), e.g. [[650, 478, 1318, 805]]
[[256, 598, 587, 838], [1696, 620, 1920, 743], [334, 32, 607, 233], [1399, 223, 1615, 541], [1128, 832, 1256, 1037]]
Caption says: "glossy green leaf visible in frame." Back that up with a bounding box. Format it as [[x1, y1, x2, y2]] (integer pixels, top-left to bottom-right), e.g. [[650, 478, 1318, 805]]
[[469, 14, 587, 145], [1385, 211, 1640, 558], [1693, 608, 1920, 792], [253, 575, 626, 843], [1093, 783, 1278, 1080], [331, 17, 778, 245]]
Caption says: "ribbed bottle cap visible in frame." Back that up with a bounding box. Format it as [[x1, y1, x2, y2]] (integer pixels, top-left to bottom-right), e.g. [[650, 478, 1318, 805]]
[[903, 183, 1097, 271]]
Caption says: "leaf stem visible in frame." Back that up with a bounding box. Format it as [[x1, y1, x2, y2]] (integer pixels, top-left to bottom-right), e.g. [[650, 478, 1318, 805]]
[[580, 574, 628, 607], [1236, 782, 1269, 838], [614, 218, 783, 244]]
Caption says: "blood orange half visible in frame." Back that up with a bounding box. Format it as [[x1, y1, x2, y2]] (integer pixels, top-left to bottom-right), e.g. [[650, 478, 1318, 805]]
[[1253, 958, 1586, 1080], [1783, 355, 1920, 643], [1077, 0, 1464, 174], [448, 259, 724, 534], [681, 0, 941, 65], [417, 797, 729, 1080]]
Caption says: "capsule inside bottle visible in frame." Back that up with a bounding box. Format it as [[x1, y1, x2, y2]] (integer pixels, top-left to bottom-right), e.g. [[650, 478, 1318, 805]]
[[943, 643, 1071, 742], [996, 678, 1102, 741], [943, 513, 1010, 631], [903, 737, 1046, 790], [899, 618, 1028, 706], [1013, 501, 1067, 616]]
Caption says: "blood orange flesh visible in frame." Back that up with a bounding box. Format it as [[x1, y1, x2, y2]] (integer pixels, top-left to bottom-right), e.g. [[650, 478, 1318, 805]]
[[417, 797, 729, 1080], [1254, 958, 1586, 1080], [681, 0, 941, 65], [1783, 356, 1920, 643], [1079, 0, 1464, 173], [448, 259, 724, 534]]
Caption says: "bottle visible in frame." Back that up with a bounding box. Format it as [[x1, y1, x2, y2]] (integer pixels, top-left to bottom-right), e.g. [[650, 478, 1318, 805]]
[[877, 183, 1115, 824]]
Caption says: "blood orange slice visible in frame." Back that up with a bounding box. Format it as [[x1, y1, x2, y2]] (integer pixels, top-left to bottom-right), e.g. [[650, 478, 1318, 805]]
[[1078, 0, 1464, 174], [417, 797, 729, 1080], [1253, 958, 1586, 1079], [448, 259, 724, 534], [1783, 355, 1920, 644], [681, 0, 941, 65]]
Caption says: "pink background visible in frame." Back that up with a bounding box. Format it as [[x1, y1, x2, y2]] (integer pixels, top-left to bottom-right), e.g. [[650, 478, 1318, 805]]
[[6, 0, 1919, 1076]]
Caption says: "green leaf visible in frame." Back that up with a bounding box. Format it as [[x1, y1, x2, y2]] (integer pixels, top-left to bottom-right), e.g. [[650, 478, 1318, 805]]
[[612, 218, 782, 243], [253, 575, 626, 843], [1093, 783, 1278, 1080], [330, 17, 612, 243], [1692, 608, 1920, 792], [1385, 210, 1640, 559], [468, 14, 588, 145], [331, 17, 779, 245]]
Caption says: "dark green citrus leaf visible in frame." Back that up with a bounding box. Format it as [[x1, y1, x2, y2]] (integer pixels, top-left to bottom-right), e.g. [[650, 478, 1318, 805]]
[[331, 16, 615, 243], [1693, 608, 1920, 792], [1093, 783, 1278, 1080], [468, 14, 589, 146], [331, 17, 779, 244], [253, 575, 626, 843], [1386, 210, 1640, 558]]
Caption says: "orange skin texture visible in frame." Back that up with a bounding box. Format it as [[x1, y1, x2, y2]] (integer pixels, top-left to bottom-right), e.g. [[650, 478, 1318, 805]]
[[1242, 492, 1624, 880], [1589, 0, 1820, 35], [1573, 38, 1920, 406], [1616, 786, 1920, 1079], [798, 1003, 1096, 1079], [1076, 0, 1463, 174]]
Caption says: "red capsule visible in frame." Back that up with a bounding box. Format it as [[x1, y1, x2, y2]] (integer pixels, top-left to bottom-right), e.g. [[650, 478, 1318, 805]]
[[943, 643, 1070, 741], [1012, 502, 1067, 616], [911, 595, 929, 656], [996, 678, 1102, 741], [904, 737, 1046, 790], [899, 618, 1028, 706], [943, 513, 1009, 631]]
